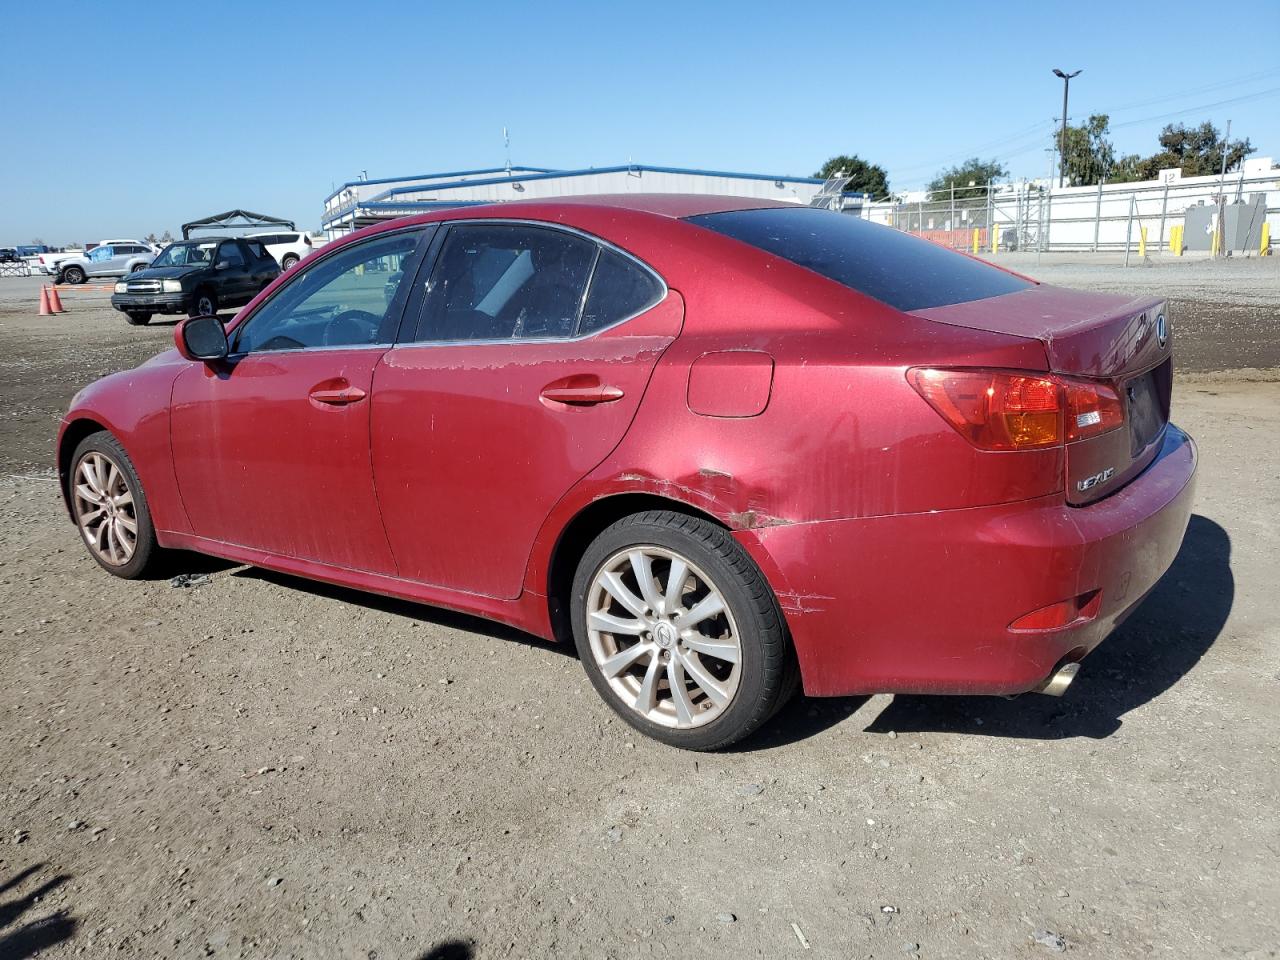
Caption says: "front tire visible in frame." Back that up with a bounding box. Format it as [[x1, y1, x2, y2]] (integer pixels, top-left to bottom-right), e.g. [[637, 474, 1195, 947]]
[[125, 312, 152, 326], [69, 432, 160, 579], [63, 265, 86, 284], [571, 511, 794, 750], [189, 290, 217, 318]]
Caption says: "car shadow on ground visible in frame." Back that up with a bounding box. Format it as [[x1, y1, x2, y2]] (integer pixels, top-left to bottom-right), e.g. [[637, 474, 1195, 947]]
[[747, 513, 1233, 748], [413, 940, 475, 960], [0, 863, 77, 959], [231, 567, 575, 656]]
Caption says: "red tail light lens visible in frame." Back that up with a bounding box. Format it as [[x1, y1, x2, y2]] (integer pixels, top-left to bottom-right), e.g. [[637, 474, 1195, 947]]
[[907, 368, 1124, 451]]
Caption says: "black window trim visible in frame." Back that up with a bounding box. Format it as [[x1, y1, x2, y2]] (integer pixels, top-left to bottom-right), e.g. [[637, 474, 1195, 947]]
[[226, 224, 436, 357], [395, 218, 668, 348]]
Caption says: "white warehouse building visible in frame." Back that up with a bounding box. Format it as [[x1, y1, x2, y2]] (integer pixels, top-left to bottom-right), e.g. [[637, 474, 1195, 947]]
[[321, 164, 829, 238]]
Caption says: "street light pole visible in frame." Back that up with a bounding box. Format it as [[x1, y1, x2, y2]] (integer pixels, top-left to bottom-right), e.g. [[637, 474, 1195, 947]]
[[1052, 68, 1082, 189]]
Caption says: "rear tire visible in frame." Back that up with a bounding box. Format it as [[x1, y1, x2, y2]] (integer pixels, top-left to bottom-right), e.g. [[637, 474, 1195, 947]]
[[130, 262, 147, 273], [125, 312, 152, 326], [571, 511, 795, 751], [281, 254, 299, 270], [63, 265, 86, 284], [69, 432, 161, 579]]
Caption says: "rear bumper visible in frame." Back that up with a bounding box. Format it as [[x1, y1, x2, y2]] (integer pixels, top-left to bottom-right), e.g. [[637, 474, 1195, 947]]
[[739, 424, 1198, 697], [111, 293, 188, 314]]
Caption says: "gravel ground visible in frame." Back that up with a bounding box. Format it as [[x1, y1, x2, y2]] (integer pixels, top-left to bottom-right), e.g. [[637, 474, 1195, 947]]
[[0, 267, 1278, 959]]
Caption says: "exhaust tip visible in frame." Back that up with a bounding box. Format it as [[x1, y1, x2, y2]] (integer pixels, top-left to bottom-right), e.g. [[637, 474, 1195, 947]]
[[1036, 661, 1080, 697]]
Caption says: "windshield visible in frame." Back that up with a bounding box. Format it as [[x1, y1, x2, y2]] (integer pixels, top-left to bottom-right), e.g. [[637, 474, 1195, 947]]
[[150, 241, 218, 268]]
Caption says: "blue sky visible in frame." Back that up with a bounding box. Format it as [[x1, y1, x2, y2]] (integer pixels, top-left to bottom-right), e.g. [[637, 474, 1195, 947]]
[[2, 0, 1277, 243]]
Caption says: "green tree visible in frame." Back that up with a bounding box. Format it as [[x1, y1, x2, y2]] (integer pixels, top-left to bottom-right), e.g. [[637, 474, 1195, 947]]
[[814, 154, 890, 197], [1061, 114, 1117, 186], [927, 158, 1007, 201], [1137, 121, 1254, 179]]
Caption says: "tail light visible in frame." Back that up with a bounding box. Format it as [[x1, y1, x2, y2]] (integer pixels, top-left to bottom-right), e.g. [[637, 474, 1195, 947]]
[[907, 368, 1124, 451]]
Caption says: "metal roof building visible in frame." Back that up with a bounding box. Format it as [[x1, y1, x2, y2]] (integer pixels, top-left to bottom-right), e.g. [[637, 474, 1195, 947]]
[[321, 164, 826, 237]]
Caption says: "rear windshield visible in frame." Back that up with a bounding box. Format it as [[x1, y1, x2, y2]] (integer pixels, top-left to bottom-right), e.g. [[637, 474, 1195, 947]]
[[686, 206, 1032, 311]]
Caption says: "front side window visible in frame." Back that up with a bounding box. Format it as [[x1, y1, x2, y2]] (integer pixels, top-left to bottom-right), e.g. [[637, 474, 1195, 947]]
[[416, 224, 596, 341], [233, 229, 426, 353], [217, 242, 245, 268], [90, 246, 112, 261]]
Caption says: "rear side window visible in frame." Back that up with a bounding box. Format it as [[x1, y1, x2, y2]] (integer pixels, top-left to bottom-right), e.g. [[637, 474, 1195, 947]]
[[416, 224, 596, 341], [580, 249, 664, 334], [686, 207, 1032, 311], [244, 240, 270, 260]]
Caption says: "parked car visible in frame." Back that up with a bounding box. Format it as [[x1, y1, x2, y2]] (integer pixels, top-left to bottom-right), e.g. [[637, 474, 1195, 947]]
[[59, 197, 1196, 750], [53, 242, 155, 284], [247, 231, 312, 270], [109, 237, 279, 325], [0, 248, 19, 263]]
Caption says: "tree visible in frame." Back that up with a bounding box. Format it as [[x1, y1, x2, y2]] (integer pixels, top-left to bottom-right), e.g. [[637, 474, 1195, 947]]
[[160, 229, 174, 243], [30, 236, 46, 246], [144, 232, 159, 245], [1061, 114, 1117, 186], [927, 158, 1007, 201], [813, 154, 890, 198], [1136, 121, 1253, 179]]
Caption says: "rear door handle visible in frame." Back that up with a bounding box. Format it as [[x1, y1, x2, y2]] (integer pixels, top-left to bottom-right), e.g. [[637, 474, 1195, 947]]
[[540, 374, 624, 406], [309, 383, 367, 405]]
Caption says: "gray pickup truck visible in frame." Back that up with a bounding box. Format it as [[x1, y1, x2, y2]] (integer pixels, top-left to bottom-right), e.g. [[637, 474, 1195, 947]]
[[53, 243, 155, 284]]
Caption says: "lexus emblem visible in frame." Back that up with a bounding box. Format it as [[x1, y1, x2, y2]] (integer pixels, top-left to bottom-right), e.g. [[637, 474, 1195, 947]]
[[1156, 313, 1167, 348]]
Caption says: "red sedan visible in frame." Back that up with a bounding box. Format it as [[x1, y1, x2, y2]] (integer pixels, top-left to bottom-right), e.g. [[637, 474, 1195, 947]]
[[57, 196, 1197, 749]]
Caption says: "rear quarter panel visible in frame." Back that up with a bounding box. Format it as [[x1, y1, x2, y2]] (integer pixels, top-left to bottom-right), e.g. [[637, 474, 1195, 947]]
[[522, 221, 1058, 596]]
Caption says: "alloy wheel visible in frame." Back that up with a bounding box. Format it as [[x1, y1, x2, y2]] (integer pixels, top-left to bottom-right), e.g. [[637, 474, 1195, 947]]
[[72, 451, 138, 566], [586, 546, 742, 729]]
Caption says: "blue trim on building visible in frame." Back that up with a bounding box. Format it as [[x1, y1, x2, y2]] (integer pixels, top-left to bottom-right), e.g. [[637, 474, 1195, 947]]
[[321, 163, 827, 227], [378, 164, 823, 200], [322, 166, 557, 204]]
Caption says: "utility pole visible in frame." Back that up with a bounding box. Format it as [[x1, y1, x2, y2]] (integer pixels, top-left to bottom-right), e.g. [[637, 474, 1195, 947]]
[[1052, 68, 1082, 189], [1217, 119, 1232, 257]]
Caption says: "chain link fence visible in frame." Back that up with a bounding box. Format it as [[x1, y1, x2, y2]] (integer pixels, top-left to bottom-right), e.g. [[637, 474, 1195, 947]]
[[851, 169, 1278, 257]]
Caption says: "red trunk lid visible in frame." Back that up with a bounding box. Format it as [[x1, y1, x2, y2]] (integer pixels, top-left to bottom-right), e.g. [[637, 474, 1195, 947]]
[[912, 285, 1173, 504]]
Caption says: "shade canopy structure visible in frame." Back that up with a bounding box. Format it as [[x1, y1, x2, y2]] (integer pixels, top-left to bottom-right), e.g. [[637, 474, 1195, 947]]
[[181, 209, 296, 240]]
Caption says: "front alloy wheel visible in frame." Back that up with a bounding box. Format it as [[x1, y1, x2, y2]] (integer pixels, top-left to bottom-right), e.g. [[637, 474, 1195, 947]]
[[572, 511, 795, 750], [70, 433, 159, 578]]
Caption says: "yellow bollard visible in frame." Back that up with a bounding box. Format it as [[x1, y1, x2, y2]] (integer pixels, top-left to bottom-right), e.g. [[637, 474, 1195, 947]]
[[972, 228, 979, 255], [1210, 228, 1219, 257], [1261, 222, 1271, 256], [1172, 224, 1183, 256], [992, 224, 1000, 254], [1139, 226, 1147, 259]]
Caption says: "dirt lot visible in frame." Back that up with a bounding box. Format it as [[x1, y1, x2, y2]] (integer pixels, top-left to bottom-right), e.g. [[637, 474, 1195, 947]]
[[1, 267, 1278, 960]]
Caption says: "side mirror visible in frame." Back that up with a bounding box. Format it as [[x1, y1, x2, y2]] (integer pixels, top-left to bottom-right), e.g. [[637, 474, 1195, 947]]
[[175, 315, 228, 362], [214, 260, 229, 271]]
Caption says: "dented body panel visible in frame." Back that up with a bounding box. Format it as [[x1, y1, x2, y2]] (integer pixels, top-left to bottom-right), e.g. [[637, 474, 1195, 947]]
[[57, 195, 1198, 700]]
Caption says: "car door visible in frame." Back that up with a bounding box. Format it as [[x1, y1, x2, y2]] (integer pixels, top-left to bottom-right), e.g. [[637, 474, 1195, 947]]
[[86, 245, 112, 277], [213, 240, 255, 304], [371, 221, 683, 599], [242, 239, 279, 292], [169, 226, 433, 574]]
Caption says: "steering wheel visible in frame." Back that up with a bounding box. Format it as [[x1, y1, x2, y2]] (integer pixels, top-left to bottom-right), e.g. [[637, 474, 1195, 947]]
[[322, 309, 384, 347]]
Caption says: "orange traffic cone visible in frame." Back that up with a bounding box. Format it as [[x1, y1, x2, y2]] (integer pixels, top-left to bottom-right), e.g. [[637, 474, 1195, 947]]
[[47, 285, 65, 313], [38, 286, 53, 316]]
